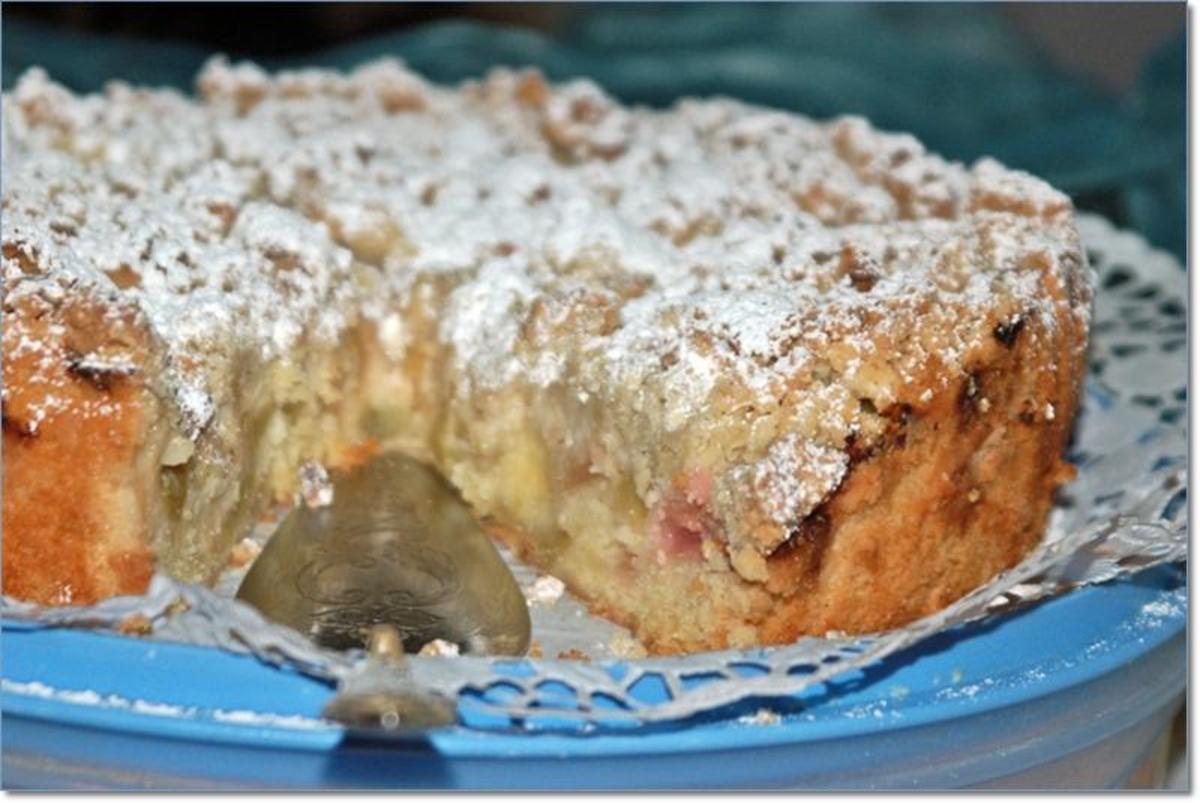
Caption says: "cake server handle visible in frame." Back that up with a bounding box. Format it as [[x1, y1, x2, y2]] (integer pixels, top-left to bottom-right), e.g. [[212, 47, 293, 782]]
[[321, 623, 458, 732]]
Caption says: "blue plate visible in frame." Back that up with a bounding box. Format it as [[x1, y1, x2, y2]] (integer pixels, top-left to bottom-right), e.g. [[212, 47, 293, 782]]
[[2, 564, 1185, 789]]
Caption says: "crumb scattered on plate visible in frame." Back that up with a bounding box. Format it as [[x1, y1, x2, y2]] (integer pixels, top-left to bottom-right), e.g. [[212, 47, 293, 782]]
[[298, 461, 334, 508], [228, 537, 263, 568], [739, 708, 782, 726], [524, 575, 566, 606], [557, 648, 590, 661], [117, 613, 154, 636], [418, 638, 461, 657], [608, 632, 648, 659]]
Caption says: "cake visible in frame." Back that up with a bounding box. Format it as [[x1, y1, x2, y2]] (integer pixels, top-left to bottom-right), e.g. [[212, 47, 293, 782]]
[[1, 60, 1092, 653]]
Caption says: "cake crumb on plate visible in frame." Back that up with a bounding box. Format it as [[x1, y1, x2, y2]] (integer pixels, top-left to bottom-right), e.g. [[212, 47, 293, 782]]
[[418, 639, 461, 657], [298, 461, 334, 508], [608, 632, 648, 659], [557, 648, 590, 661], [739, 709, 782, 726], [117, 614, 154, 636], [524, 575, 566, 606], [228, 537, 263, 568]]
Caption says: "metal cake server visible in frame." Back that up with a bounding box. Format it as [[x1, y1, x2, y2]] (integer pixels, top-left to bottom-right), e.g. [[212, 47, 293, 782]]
[[236, 452, 531, 656], [236, 452, 532, 730]]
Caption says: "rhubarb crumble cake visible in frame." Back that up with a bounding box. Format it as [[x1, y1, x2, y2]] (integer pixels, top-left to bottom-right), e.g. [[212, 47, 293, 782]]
[[1, 60, 1092, 653]]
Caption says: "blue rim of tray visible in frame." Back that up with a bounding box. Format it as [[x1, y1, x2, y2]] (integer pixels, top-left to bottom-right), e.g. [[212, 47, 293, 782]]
[[2, 562, 1185, 755]]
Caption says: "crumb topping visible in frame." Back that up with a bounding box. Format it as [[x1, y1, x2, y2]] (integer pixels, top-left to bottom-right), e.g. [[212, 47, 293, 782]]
[[741, 434, 850, 528]]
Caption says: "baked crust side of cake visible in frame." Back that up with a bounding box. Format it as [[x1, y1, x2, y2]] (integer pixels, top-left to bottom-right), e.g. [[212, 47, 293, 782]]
[[1, 61, 1092, 654], [2, 290, 163, 604], [758, 304, 1085, 645]]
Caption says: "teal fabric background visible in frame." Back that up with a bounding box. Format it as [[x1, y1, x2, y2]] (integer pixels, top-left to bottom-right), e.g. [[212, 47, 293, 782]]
[[3, 4, 1184, 260]]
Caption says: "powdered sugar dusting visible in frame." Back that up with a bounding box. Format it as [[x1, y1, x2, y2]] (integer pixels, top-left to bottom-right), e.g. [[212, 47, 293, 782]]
[[747, 434, 850, 527]]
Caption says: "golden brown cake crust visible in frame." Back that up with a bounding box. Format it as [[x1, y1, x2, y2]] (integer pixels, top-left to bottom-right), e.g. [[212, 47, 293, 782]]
[[3, 291, 160, 604], [757, 310, 1083, 647]]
